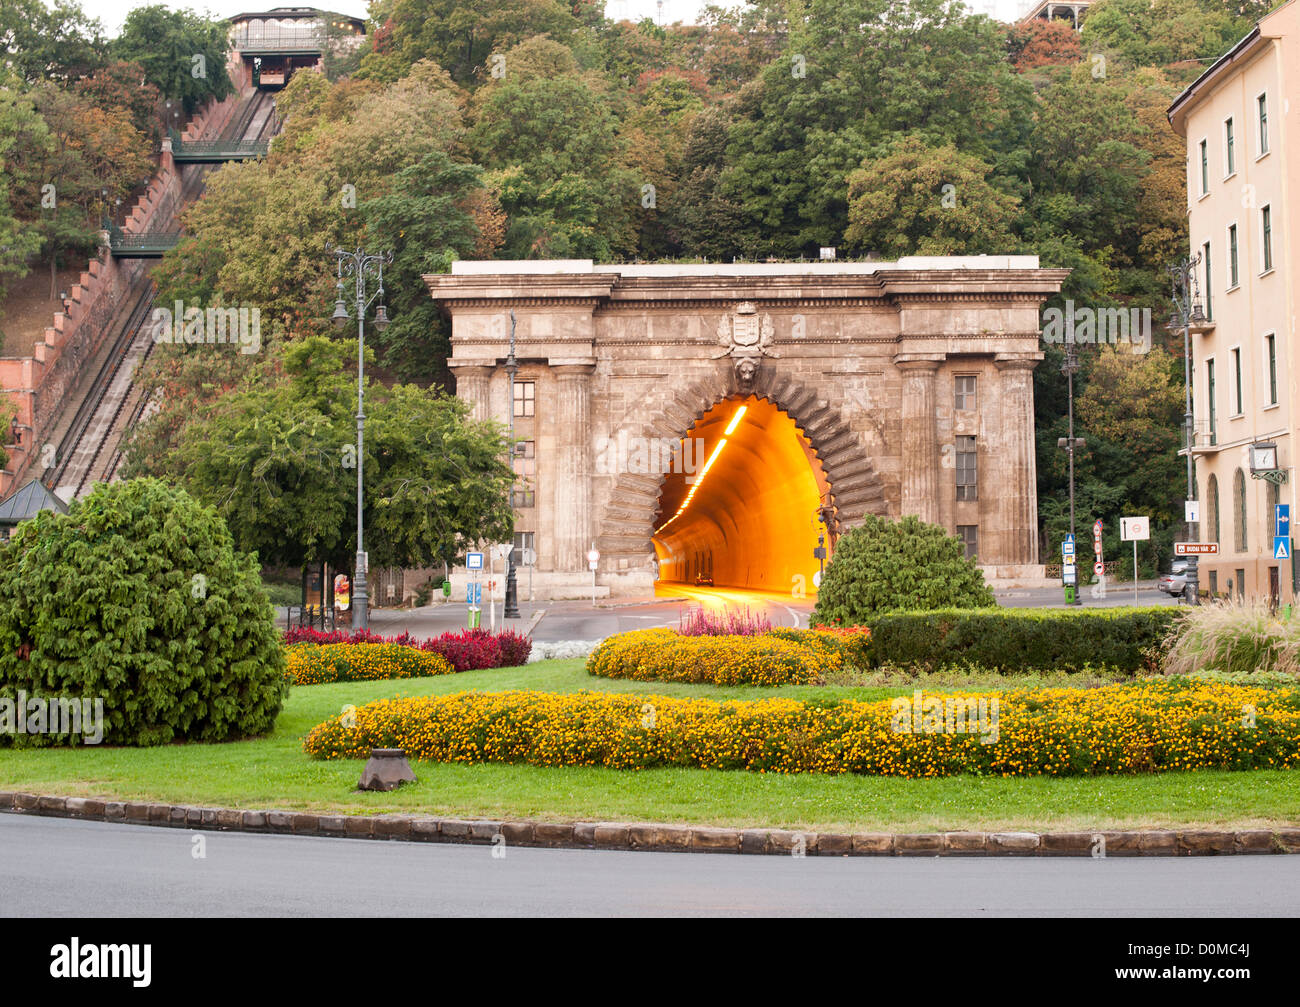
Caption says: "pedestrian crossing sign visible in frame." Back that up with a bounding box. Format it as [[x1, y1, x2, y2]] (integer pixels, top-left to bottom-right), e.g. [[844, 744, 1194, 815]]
[[1274, 536, 1290, 560]]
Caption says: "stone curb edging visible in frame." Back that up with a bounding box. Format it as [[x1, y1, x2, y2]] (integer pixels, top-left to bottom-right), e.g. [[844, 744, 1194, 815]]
[[2, 793, 1296, 857]]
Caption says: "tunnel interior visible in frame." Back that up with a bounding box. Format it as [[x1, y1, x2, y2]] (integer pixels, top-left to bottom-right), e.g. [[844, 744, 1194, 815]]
[[652, 395, 830, 592]]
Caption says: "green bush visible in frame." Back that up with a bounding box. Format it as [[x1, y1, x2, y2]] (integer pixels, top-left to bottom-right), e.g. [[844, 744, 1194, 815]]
[[0, 478, 287, 746], [812, 514, 995, 625], [856, 607, 1181, 674]]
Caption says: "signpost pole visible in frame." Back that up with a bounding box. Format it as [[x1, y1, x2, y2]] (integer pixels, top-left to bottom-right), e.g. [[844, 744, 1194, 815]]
[[1133, 539, 1138, 603]]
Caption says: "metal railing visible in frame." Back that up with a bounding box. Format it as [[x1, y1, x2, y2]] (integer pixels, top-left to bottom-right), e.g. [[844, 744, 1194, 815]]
[[169, 130, 268, 162], [230, 27, 326, 52], [103, 223, 181, 257]]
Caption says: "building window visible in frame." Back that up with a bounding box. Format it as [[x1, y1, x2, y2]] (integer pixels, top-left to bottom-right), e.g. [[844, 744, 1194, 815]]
[[956, 436, 977, 501], [1233, 468, 1247, 553], [1268, 481, 1280, 539], [1225, 117, 1235, 174], [513, 381, 535, 418], [1265, 333, 1277, 405], [1203, 241, 1212, 320], [1228, 224, 1238, 287], [1232, 347, 1242, 414], [957, 525, 978, 561], [1258, 93, 1268, 155], [954, 375, 977, 411], [1206, 359, 1216, 444], [511, 439, 535, 507], [513, 530, 535, 562], [1206, 474, 1219, 544], [1198, 138, 1209, 194], [1235, 568, 1246, 600], [1209, 569, 1218, 595], [1262, 205, 1273, 272]]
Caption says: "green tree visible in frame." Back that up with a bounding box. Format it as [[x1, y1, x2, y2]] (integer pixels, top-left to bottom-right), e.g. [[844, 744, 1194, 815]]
[[111, 5, 233, 113], [844, 136, 1021, 257], [812, 514, 996, 624], [0, 0, 105, 82]]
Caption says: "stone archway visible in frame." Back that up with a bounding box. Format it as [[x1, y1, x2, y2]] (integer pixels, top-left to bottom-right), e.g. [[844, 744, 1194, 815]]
[[593, 362, 886, 573]]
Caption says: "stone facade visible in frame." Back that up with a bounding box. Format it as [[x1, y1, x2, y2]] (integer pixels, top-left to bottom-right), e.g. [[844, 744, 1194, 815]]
[[426, 258, 1066, 597]]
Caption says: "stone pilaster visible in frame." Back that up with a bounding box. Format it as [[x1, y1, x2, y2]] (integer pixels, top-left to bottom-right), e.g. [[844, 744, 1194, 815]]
[[553, 362, 595, 571], [452, 363, 494, 422], [995, 356, 1040, 564], [895, 357, 943, 525]]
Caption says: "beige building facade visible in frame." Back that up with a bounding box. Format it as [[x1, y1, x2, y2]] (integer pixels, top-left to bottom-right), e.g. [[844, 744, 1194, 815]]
[[426, 258, 1066, 599], [1169, 0, 1300, 603]]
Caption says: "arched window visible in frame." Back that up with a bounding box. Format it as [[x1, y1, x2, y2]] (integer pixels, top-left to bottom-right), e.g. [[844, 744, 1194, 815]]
[[1233, 468, 1248, 552], [1206, 474, 1220, 544]]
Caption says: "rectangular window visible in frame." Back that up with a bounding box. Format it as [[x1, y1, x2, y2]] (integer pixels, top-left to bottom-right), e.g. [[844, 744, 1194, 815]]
[[1267, 333, 1278, 405], [957, 524, 979, 561], [1199, 138, 1209, 193], [1232, 347, 1242, 414], [1209, 570, 1218, 595], [954, 375, 977, 411], [1225, 117, 1235, 174], [1258, 93, 1268, 154], [1236, 568, 1246, 601], [956, 435, 977, 501], [1203, 241, 1212, 320], [1229, 224, 1238, 287], [511, 439, 535, 508], [1207, 359, 1216, 445], [513, 381, 535, 418], [1262, 205, 1273, 271], [512, 531, 535, 563]]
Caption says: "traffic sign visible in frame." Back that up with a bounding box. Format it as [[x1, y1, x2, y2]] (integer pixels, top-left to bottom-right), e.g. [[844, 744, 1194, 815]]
[[1120, 516, 1149, 541], [1185, 499, 1200, 523], [1062, 563, 1077, 585], [1061, 541, 1075, 558], [521, 547, 537, 566], [1275, 536, 1290, 560], [466, 581, 482, 606], [1093, 561, 1105, 575], [1277, 504, 1291, 539], [1174, 542, 1218, 555], [466, 551, 484, 571]]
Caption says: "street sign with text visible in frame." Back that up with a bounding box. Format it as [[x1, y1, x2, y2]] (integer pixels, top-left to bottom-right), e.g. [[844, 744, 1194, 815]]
[[1174, 542, 1218, 555], [1120, 516, 1149, 541]]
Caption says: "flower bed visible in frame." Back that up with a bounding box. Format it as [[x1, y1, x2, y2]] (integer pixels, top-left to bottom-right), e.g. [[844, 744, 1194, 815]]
[[586, 627, 837, 685], [285, 627, 531, 675], [303, 680, 1300, 777], [286, 643, 454, 686]]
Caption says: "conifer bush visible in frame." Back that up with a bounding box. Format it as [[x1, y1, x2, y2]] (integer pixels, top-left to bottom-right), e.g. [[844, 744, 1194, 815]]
[[0, 478, 287, 746]]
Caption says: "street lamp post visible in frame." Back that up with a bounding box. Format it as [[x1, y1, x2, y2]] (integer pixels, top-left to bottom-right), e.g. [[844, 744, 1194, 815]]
[[1170, 253, 1205, 606], [503, 310, 520, 619], [1058, 341, 1085, 605], [327, 243, 391, 631]]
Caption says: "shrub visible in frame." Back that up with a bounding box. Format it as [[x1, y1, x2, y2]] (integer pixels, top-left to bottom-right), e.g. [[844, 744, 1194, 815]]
[[812, 514, 995, 624], [679, 606, 772, 636], [495, 629, 533, 667], [420, 628, 503, 671], [286, 642, 454, 685], [1162, 601, 1300, 677], [285, 627, 416, 647], [303, 679, 1300, 777], [0, 478, 286, 746], [849, 607, 1179, 674], [587, 627, 837, 685]]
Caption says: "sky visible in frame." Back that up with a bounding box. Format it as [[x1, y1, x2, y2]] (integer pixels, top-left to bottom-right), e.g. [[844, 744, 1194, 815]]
[[88, 0, 1029, 36]]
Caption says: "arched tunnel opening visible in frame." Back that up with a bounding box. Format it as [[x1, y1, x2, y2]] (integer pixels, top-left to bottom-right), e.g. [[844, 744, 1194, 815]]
[[652, 395, 831, 593]]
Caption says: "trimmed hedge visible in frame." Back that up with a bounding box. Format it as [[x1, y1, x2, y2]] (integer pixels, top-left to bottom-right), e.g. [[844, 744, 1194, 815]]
[[286, 643, 454, 685], [587, 627, 838, 685], [852, 607, 1182, 674], [303, 679, 1300, 777]]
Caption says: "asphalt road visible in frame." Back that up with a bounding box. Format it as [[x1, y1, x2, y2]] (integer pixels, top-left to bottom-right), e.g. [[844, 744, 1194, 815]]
[[2, 817, 1296, 917]]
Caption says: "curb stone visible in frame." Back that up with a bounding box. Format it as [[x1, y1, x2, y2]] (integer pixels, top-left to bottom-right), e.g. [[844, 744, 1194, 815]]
[[0, 794, 1294, 857]]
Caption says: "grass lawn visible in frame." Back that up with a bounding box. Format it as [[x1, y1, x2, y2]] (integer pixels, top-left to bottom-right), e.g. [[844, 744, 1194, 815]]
[[3, 660, 1298, 834]]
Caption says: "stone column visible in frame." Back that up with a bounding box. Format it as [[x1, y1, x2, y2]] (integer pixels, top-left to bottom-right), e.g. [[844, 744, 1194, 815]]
[[452, 363, 494, 422], [995, 356, 1040, 565], [895, 357, 942, 525], [553, 362, 595, 572]]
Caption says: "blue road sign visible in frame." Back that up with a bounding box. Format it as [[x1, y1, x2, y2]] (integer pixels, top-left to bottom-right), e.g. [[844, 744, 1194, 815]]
[[466, 551, 484, 571], [1274, 536, 1290, 561], [466, 581, 482, 606], [1277, 504, 1290, 539]]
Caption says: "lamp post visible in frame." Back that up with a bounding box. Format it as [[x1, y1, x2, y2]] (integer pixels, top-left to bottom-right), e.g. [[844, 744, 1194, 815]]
[[1058, 340, 1085, 605], [1169, 253, 1205, 606], [503, 310, 521, 619], [327, 243, 391, 631]]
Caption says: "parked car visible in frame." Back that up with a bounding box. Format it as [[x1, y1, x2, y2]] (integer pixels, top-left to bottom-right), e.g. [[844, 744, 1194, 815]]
[[694, 573, 714, 587], [1158, 559, 1189, 597]]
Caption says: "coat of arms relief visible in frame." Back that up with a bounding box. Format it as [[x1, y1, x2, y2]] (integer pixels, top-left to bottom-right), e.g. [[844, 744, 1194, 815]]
[[714, 302, 778, 388]]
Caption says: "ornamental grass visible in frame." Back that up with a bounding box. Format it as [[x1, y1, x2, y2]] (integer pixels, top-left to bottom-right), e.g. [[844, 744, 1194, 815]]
[[285, 643, 455, 686], [586, 627, 836, 685], [302, 679, 1300, 777]]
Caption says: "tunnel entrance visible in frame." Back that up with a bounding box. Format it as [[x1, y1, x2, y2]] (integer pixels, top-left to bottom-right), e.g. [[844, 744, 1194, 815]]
[[652, 395, 830, 592]]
